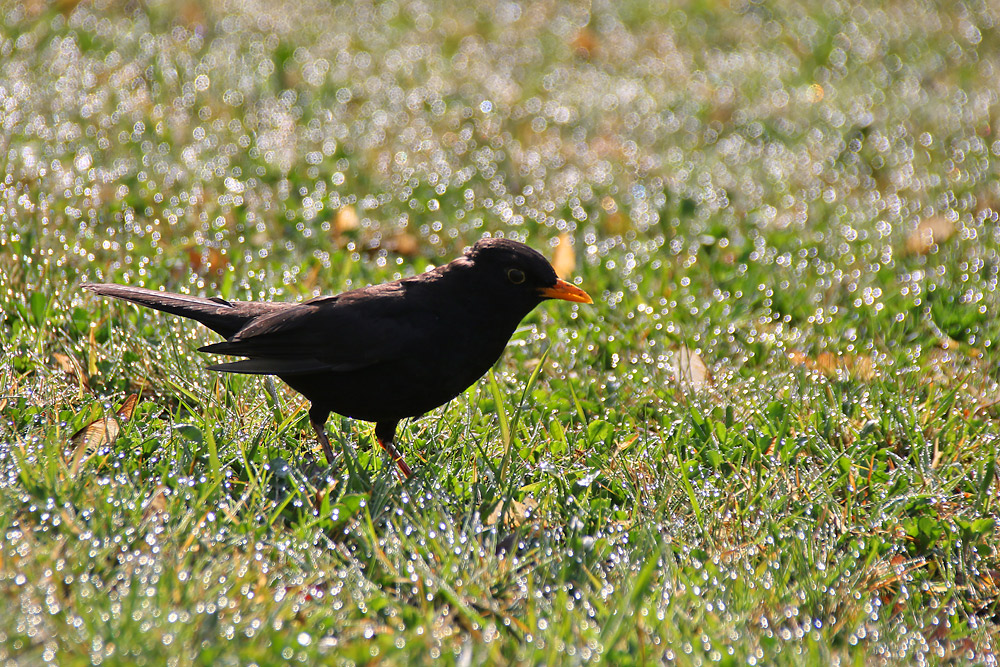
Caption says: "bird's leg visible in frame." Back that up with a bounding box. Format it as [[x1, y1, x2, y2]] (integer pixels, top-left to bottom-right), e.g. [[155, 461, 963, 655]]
[[311, 422, 336, 464], [375, 420, 411, 478], [309, 407, 336, 464], [378, 437, 413, 479]]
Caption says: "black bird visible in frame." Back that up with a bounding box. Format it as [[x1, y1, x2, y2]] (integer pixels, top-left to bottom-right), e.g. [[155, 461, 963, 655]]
[[83, 238, 592, 477]]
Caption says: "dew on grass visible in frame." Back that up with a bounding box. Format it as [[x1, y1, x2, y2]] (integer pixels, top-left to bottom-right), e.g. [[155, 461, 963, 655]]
[[3, 0, 1000, 661]]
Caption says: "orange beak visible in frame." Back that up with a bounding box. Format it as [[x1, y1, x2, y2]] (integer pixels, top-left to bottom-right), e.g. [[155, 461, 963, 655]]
[[538, 279, 593, 304]]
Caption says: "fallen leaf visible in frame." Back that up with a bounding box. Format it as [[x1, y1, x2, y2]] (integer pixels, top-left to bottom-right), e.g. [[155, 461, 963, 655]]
[[487, 497, 539, 528], [391, 232, 419, 257], [53, 352, 91, 392], [939, 336, 960, 351], [300, 262, 323, 293], [905, 216, 955, 255], [142, 485, 169, 523], [551, 233, 576, 279], [787, 350, 811, 367], [813, 351, 841, 375], [180, 0, 205, 27], [334, 205, 359, 234], [615, 433, 640, 455], [52, 353, 78, 375], [852, 354, 875, 381], [674, 346, 712, 390], [571, 27, 597, 58], [67, 394, 139, 477], [789, 350, 875, 381], [187, 246, 228, 275]]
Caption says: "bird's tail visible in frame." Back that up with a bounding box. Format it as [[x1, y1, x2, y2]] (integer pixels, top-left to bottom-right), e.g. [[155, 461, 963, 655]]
[[82, 283, 280, 338]]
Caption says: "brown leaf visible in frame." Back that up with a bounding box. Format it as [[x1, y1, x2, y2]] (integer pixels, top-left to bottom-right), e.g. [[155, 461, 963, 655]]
[[55, 0, 80, 16], [334, 205, 359, 234], [116, 393, 139, 421], [68, 416, 119, 475], [939, 336, 960, 351], [67, 394, 139, 476], [551, 233, 576, 279], [142, 485, 169, 523], [674, 346, 712, 390], [391, 232, 419, 257], [600, 197, 630, 236], [53, 352, 90, 391], [187, 247, 228, 275], [789, 350, 875, 381], [787, 350, 810, 367], [300, 262, 323, 293], [615, 433, 639, 455], [852, 354, 875, 381], [905, 216, 955, 255], [180, 0, 205, 27], [486, 497, 539, 528], [570, 28, 597, 58], [52, 353, 77, 375], [814, 352, 841, 376]]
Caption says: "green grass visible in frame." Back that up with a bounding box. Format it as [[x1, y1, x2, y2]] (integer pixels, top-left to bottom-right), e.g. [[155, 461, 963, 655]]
[[2, 0, 999, 663]]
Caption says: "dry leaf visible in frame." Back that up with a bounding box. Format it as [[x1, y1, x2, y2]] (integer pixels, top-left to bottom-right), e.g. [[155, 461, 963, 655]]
[[142, 485, 169, 523], [570, 27, 597, 58], [180, 0, 206, 27], [852, 354, 875, 381], [788, 350, 875, 381], [52, 353, 78, 375], [53, 352, 91, 390], [600, 196, 630, 236], [300, 262, 323, 293], [487, 497, 539, 528], [24, 0, 47, 18], [551, 233, 576, 279], [391, 232, 419, 257], [674, 346, 712, 390], [814, 351, 841, 376], [787, 350, 810, 367], [939, 336, 961, 351], [54, 352, 91, 397], [905, 216, 955, 255], [615, 433, 640, 455], [334, 205, 359, 234], [67, 394, 139, 476], [187, 246, 228, 275]]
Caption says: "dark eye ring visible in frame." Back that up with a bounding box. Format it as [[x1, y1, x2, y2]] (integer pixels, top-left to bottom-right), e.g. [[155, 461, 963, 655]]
[[506, 268, 526, 284]]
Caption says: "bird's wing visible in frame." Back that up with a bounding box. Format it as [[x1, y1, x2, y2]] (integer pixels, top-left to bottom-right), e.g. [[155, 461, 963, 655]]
[[200, 282, 435, 375]]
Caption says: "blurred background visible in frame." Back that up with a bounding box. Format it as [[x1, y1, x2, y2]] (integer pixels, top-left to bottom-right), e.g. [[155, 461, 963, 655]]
[[4, 0, 997, 359]]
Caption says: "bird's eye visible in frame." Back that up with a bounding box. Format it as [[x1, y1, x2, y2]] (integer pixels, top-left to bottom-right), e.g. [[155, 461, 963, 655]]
[[506, 268, 526, 284]]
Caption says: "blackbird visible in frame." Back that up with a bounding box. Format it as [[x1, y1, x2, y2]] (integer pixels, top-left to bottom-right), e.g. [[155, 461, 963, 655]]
[[83, 238, 592, 477]]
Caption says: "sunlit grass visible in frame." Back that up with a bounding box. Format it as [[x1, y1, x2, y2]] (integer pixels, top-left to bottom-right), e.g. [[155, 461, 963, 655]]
[[2, 0, 999, 663]]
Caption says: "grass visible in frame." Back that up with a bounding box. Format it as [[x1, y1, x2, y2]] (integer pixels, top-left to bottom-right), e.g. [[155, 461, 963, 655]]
[[2, 0, 999, 663]]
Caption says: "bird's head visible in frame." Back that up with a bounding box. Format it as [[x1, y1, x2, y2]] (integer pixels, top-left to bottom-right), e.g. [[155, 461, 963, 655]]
[[459, 237, 593, 310]]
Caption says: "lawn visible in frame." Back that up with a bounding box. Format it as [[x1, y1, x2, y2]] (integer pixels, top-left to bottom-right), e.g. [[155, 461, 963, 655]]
[[2, 0, 999, 663]]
